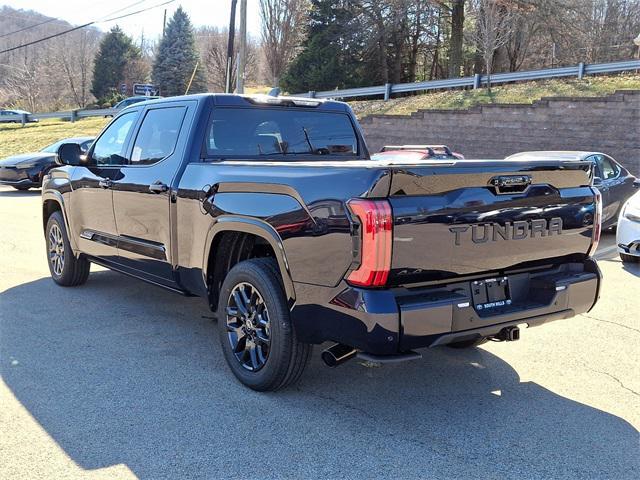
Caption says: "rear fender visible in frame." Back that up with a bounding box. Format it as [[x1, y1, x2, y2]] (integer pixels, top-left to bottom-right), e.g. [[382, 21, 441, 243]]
[[203, 216, 296, 306]]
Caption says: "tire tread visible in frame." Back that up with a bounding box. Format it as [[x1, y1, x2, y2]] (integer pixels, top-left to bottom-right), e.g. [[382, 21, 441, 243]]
[[217, 257, 311, 391], [46, 211, 90, 287]]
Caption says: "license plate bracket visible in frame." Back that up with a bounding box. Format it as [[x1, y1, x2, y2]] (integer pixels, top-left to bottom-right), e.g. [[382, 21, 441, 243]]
[[472, 277, 511, 311]]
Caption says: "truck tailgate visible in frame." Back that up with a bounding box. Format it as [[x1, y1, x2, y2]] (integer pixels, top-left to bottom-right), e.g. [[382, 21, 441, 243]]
[[385, 159, 596, 285]]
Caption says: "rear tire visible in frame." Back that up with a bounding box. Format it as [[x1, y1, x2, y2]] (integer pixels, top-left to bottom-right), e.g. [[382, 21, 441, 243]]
[[217, 258, 311, 391], [46, 211, 90, 286], [620, 252, 639, 263], [446, 338, 488, 349]]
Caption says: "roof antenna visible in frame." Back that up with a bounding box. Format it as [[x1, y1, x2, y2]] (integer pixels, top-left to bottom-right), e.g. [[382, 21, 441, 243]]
[[267, 87, 280, 97]]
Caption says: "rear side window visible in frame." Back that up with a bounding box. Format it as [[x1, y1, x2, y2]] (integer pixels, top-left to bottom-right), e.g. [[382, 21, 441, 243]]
[[205, 108, 358, 159], [131, 107, 186, 165]]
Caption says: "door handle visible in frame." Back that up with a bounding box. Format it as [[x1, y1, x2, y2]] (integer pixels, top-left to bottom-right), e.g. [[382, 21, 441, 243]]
[[98, 179, 112, 189], [149, 181, 168, 193]]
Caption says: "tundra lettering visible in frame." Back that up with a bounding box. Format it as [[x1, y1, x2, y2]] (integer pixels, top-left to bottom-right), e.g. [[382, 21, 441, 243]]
[[450, 217, 563, 246], [42, 93, 601, 391]]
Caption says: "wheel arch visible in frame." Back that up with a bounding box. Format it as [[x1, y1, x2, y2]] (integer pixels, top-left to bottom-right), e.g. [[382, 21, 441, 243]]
[[42, 191, 78, 253], [203, 216, 296, 309]]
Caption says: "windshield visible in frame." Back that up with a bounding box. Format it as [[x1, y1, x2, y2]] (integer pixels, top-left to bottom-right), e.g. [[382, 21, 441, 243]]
[[205, 107, 359, 159], [41, 140, 64, 153]]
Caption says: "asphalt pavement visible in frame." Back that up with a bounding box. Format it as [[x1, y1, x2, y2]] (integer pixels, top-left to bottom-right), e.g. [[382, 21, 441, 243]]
[[1, 185, 638, 479]]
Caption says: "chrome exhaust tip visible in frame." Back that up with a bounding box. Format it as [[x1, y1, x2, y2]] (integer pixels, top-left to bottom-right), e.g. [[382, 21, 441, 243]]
[[321, 343, 357, 367]]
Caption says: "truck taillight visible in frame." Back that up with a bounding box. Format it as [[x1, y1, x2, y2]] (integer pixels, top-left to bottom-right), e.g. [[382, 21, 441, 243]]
[[588, 188, 603, 257], [346, 199, 393, 287]]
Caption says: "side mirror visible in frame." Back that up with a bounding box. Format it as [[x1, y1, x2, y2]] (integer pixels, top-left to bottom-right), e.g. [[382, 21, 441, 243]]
[[593, 176, 603, 186], [56, 143, 84, 166], [633, 178, 640, 188]]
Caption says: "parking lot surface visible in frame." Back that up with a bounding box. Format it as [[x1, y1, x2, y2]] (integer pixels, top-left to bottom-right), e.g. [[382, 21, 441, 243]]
[[1, 185, 638, 479]]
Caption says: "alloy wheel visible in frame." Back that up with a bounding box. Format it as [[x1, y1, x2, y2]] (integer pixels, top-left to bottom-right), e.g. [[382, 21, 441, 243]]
[[48, 223, 65, 276], [225, 282, 271, 371]]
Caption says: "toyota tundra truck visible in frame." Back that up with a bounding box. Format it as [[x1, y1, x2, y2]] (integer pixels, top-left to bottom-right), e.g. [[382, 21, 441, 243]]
[[42, 93, 602, 391]]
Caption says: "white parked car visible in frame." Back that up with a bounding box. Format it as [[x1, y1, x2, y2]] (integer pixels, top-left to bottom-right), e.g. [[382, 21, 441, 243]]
[[617, 190, 640, 263]]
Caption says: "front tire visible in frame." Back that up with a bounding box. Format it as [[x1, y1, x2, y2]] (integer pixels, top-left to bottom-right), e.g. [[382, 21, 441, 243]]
[[620, 252, 639, 263], [13, 185, 31, 191], [46, 211, 90, 286], [217, 258, 311, 391]]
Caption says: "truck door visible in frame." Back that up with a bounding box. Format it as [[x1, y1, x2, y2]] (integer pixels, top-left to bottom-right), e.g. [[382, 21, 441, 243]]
[[68, 111, 138, 260], [110, 102, 194, 285]]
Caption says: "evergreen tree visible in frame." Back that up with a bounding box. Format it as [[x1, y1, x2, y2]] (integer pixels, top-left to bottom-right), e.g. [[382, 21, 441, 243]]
[[152, 7, 206, 96], [91, 26, 140, 100], [281, 0, 369, 93]]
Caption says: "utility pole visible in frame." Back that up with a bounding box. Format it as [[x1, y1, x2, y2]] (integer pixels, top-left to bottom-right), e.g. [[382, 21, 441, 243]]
[[162, 9, 167, 37], [236, 0, 247, 94], [225, 0, 238, 93]]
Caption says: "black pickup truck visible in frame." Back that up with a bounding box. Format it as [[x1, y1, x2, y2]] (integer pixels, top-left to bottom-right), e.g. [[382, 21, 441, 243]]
[[43, 94, 602, 391]]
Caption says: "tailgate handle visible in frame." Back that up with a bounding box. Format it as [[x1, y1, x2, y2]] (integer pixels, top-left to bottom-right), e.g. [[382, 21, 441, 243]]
[[489, 175, 532, 194]]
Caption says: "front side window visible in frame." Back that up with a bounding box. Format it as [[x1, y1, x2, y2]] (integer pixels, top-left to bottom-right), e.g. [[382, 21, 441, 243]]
[[91, 112, 136, 166], [130, 107, 186, 165], [205, 108, 358, 159]]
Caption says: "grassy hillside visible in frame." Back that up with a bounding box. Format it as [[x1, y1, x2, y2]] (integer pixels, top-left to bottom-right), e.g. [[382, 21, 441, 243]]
[[350, 74, 640, 118], [0, 117, 108, 158], [1, 74, 638, 158]]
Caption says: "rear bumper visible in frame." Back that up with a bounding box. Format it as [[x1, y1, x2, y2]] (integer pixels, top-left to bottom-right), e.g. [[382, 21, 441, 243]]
[[291, 259, 601, 355]]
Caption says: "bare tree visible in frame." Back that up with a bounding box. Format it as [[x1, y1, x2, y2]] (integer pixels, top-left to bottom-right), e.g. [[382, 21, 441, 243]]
[[467, 0, 516, 91], [196, 27, 260, 92], [3, 57, 42, 112], [448, 0, 466, 77], [259, 0, 308, 86], [58, 29, 101, 107]]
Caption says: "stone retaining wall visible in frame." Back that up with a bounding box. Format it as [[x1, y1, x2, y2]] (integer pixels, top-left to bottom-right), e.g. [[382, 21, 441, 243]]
[[359, 90, 640, 174]]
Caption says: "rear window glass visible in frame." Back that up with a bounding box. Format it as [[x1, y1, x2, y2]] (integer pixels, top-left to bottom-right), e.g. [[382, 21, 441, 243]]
[[205, 108, 358, 159]]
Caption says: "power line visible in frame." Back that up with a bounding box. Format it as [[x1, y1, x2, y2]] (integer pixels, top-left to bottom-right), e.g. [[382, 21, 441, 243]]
[[0, 18, 58, 39], [101, 0, 174, 23], [0, 0, 148, 40], [96, 0, 153, 22], [0, 0, 175, 55]]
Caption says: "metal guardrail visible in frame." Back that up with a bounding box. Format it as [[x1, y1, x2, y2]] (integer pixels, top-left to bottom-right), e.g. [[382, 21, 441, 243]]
[[299, 59, 640, 101], [1, 60, 638, 125], [0, 108, 118, 125]]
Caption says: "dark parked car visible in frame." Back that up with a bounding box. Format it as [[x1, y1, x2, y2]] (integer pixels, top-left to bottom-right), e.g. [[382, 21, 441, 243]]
[[43, 94, 601, 391], [506, 151, 639, 228], [0, 137, 93, 190], [0, 109, 38, 123]]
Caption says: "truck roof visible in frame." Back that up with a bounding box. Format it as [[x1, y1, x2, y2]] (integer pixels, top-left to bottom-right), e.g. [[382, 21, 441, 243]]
[[124, 93, 351, 112]]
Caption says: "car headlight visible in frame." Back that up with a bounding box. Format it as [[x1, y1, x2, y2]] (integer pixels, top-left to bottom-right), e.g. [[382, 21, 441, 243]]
[[624, 204, 640, 223]]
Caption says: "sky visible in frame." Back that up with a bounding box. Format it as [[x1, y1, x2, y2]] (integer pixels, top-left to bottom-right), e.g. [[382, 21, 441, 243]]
[[1, 0, 262, 42]]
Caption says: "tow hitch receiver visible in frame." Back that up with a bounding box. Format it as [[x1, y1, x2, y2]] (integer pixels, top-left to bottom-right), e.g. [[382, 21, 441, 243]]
[[496, 326, 520, 342]]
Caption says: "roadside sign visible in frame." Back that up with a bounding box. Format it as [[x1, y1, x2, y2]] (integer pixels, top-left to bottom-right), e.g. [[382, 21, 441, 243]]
[[133, 83, 159, 96], [120, 83, 127, 94]]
